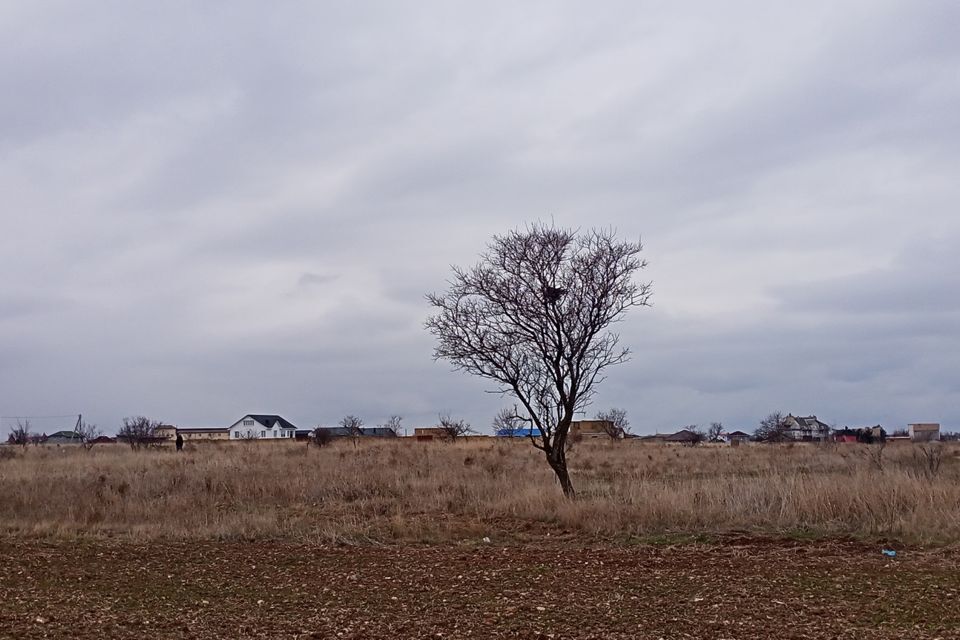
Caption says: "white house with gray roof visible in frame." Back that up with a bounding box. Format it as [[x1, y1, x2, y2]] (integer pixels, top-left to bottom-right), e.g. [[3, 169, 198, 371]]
[[228, 414, 298, 440]]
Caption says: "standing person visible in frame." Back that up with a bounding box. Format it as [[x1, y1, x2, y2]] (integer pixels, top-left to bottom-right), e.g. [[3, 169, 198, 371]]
[[175, 433, 184, 452]]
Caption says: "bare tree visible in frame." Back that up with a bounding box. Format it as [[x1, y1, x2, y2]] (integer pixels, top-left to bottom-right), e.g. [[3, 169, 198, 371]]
[[437, 413, 474, 440], [595, 408, 629, 440], [118, 416, 161, 450], [8, 419, 31, 447], [708, 421, 724, 442], [684, 424, 706, 447], [493, 406, 530, 435], [380, 415, 403, 437], [76, 419, 102, 451], [426, 223, 651, 497], [339, 415, 364, 447], [755, 411, 789, 443]]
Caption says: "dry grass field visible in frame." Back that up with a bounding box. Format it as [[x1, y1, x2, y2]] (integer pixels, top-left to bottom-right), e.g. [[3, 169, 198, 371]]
[[2, 438, 958, 544], [3, 439, 960, 638]]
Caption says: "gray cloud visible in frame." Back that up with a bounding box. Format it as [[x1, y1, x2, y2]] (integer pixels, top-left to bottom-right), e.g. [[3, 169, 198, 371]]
[[2, 1, 959, 436]]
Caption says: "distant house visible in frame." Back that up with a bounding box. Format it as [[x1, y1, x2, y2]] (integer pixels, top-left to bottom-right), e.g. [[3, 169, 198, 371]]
[[723, 430, 751, 445], [570, 420, 616, 440], [495, 426, 539, 438], [783, 415, 831, 442], [43, 430, 83, 445], [178, 427, 230, 441], [833, 426, 885, 444], [909, 423, 940, 442], [155, 425, 177, 440], [833, 429, 859, 443], [303, 426, 398, 439], [227, 414, 297, 440], [89, 435, 116, 445], [413, 427, 448, 440], [312, 427, 355, 439], [361, 427, 398, 438], [663, 429, 701, 444]]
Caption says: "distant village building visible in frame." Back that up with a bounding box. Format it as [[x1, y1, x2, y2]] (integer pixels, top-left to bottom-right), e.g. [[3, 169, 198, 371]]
[[909, 423, 940, 442], [178, 427, 230, 441], [227, 415, 297, 440], [155, 425, 178, 440], [635, 429, 702, 444], [162, 414, 298, 441], [413, 427, 448, 440], [832, 426, 885, 443], [309, 426, 397, 439], [570, 420, 616, 440], [662, 429, 701, 444], [43, 430, 83, 445], [783, 415, 831, 442], [723, 431, 751, 445], [495, 426, 539, 438], [361, 427, 398, 438]]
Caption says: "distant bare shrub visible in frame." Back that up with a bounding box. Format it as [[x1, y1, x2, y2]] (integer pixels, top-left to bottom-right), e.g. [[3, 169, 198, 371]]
[[7, 420, 31, 447], [682, 425, 706, 447], [310, 427, 333, 448], [707, 422, 724, 442], [755, 411, 789, 443], [117, 416, 162, 450], [380, 415, 403, 437], [437, 413, 474, 440], [905, 443, 944, 478], [339, 415, 363, 447], [595, 408, 629, 440], [76, 420, 102, 451]]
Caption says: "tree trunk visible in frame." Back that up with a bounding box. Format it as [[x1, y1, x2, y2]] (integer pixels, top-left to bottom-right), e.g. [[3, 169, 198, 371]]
[[547, 454, 576, 498]]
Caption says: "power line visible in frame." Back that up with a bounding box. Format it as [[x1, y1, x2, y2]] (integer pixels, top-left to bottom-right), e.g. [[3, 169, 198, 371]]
[[1, 414, 79, 420]]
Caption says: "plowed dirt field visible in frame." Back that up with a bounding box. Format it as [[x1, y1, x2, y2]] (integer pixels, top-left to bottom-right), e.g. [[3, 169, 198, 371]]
[[1, 538, 957, 639]]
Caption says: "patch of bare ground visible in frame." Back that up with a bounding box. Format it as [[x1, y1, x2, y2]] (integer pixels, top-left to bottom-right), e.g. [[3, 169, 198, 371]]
[[1, 538, 958, 639]]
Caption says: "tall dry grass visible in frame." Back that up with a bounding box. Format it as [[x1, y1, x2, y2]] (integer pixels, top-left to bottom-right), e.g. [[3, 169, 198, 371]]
[[1, 439, 958, 543]]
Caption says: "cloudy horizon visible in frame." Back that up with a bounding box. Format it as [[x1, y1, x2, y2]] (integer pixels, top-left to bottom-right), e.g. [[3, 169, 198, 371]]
[[2, 2, 959, 436]]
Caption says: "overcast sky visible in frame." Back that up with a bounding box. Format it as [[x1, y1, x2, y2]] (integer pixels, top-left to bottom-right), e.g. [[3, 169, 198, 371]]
[[2, 1, 959, 436]]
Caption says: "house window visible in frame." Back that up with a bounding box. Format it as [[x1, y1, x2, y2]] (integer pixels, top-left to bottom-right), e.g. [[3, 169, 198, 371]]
[[243, 419, 254, 426], [260, 430, 265, 438], [273, 430, 277, 437]]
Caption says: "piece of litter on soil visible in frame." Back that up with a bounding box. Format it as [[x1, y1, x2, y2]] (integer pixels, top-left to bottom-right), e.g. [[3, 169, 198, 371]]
[[882, 549, 897, 558], [482, 537, 491, 543]]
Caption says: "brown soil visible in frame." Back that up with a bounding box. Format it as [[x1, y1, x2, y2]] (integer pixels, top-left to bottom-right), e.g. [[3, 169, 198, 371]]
[[1, 537, 958, 639]]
